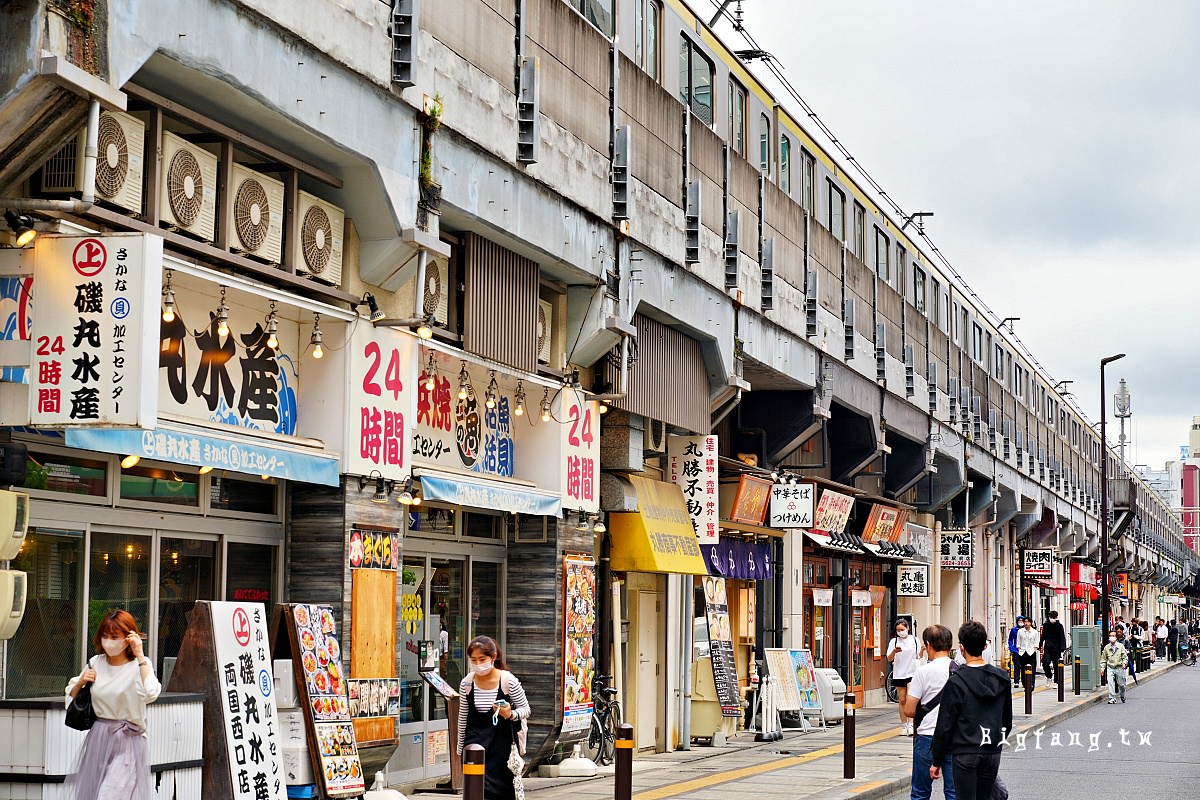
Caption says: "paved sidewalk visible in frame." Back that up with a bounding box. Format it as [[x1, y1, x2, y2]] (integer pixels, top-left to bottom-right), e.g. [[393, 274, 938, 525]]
[[410, 661, 1179, 800]]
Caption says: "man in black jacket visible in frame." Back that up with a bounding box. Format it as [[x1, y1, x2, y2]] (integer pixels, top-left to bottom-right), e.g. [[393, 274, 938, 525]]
[[1039, 610, 1068, 684], [931, 620, 1013, 800]]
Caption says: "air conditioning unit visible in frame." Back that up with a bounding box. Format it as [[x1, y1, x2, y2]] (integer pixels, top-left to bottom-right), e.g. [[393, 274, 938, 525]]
[[230, 164, 285, 264], [41, 110, 145, 214], [536, 298, 553, 364], [421, 258, 449, 327], [295, 191, 344, 287], [160, 131, 218, 242]]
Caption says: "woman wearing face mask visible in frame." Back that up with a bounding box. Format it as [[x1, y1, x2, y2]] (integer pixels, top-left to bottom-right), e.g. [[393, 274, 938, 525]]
[[886, 620, 920, 736], [456, 636, 532, 799], [65, 609, 162, 800]]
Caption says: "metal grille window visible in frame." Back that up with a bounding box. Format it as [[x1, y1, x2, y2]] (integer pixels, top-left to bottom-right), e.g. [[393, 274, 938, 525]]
[[679, 38, 713, 126], [605, 314, 709, 433], [462, 233, 540, 373]]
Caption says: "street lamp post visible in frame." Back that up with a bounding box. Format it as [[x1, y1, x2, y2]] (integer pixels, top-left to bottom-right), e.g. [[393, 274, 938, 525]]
[[1100, 353, 1126, 640]]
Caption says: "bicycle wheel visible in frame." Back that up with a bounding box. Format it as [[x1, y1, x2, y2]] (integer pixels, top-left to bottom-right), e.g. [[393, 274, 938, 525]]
[[582, 714, 605, 764], [884, 673, 898, 704], [596, 705, 620, 766]]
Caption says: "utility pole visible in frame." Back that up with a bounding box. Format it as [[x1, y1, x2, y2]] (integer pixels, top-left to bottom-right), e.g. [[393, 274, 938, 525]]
[[1114, 379, 1131, 464], [1100, 354, 1126, 640]]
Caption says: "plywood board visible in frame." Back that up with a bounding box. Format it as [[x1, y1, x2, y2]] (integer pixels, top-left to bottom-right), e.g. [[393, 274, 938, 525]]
[[351, 569, 397, 678], [352, 717, 395, 747]]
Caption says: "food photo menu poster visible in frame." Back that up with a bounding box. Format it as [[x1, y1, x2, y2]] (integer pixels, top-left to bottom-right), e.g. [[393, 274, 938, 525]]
[[701, 576, 742, 717], [290, 604, 365, 796], [561, 554, 597, 734]]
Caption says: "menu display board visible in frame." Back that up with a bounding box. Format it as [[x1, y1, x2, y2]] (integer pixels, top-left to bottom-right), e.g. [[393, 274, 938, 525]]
[[282, 604, 365, 797], [701, 576, 741, 717], [561, 555, 597, 734], [763, 648, 822, 712]]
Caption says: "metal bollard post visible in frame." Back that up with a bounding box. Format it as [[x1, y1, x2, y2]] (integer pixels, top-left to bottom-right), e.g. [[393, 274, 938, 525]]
[[1024, 668, 1033, 715], [463, 744, 486, 800], [1057, 660, 1065, 702], [1074, 656, 1081, 696], [843, 695, 855, 779], [614, 723, 634, 800]]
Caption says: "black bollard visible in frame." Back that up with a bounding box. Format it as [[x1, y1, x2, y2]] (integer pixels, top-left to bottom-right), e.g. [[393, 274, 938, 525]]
[[1057, 660, 1065, 702], [1024, 668, 1033, 716], [463, 744, 486, 800], [614, 723, 634, 800], [1074, 656, 1081, 696], [843, 695, 855, 779]]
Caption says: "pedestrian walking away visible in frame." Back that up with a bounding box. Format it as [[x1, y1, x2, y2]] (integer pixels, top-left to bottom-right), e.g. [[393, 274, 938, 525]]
[[1167, 619, 1180, 662], [1155, 617, 1168, 661], [457, 636, 532, 800], [1101, 630, 1128, 704], [904, 624, 959, 800], [1039, 610, 1067, 683], [930, 620, 1012, 800], [887, 619, 921, 736], [64, 609, 162, 800], [1006, 616, 1025, 686], [1016, 617, 1039, 688]]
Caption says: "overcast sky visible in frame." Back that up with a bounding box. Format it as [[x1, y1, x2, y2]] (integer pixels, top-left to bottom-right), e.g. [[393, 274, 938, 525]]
[[719, 1, 1199, 473]]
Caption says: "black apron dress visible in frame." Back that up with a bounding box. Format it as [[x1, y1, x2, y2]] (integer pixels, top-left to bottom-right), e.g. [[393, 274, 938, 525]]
[[463, 683, 517, 800]]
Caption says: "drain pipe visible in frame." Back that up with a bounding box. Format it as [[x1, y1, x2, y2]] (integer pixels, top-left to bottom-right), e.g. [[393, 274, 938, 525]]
[[0, 99, 99, 214], [679, 576, 694, 750]]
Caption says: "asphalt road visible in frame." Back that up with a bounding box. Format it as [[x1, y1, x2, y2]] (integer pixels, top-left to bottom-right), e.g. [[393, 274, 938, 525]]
[[884, 664, 1200, 799]]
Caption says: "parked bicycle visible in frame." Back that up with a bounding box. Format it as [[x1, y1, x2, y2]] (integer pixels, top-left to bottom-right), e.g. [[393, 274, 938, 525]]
[[582, 674, 622, 766], [1182, 636, 1198, 667]]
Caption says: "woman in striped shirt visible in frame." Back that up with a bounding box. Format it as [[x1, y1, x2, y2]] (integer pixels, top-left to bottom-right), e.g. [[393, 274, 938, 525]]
[[457, 636, 532, 799]]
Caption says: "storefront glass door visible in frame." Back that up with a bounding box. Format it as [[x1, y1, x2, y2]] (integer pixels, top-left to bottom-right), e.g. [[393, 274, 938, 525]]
[[157, 536, 218, 676], [88, 531, 152, 642]]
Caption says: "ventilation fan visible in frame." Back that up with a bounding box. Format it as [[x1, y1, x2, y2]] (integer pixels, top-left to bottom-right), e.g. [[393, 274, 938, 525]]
[[159, 131, 218, 242], [422, 259, 449, 326], [230, 164, 285, 263], [40, 111, 145, 214], [537, 298, 553, 364], [295, 191, 344, 287]]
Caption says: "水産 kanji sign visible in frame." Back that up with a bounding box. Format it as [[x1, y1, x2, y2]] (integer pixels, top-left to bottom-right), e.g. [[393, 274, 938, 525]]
[[667, 435, 719, 544]]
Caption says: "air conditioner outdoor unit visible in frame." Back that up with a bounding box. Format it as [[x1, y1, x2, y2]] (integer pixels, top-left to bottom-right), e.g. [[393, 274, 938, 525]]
[[421, 258, 449, 327], [41, 110, 146, 214], [536, 298, 554, 364], [230, 164, 285, 264], [160, 131, 218, 242], [295, 191, 344, 287]]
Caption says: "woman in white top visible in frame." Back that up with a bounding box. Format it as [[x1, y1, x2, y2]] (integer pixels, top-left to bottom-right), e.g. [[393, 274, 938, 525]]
[[886, 619, 920, 736], [456, 636, 532, 800], [65, 609, 162, 800]]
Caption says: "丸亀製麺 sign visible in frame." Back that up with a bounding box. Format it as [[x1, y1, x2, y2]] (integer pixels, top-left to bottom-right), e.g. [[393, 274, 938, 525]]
[[1022, 548, 1054, 578], [897, 564, 930, 597], [769, 483, 814, 528], [30, 234, 161, 427], [667, 435, 719, 544], [939, 529, 973, 570]]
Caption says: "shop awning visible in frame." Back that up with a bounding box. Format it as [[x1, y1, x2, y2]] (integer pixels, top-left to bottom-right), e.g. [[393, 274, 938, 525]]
[[66, 421, 341, 485], [804, 529, 865, 554], [858, 540, 907, 560], [418, 471, 562, 516], [1025, 578, 1069, 595], [609, 475, 708, 575]]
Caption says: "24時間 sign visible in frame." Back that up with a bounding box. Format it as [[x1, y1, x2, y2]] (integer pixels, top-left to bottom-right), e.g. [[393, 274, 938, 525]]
[[30, 234, 161, 426]]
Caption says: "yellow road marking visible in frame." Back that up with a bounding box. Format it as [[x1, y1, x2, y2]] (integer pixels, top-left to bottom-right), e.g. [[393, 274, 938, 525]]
[[851, 780, 889, 793], [631, 729, 900, 800]]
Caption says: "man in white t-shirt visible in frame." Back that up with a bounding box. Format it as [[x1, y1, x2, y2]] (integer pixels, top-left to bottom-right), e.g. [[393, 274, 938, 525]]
[[903, 624, 957, 800]]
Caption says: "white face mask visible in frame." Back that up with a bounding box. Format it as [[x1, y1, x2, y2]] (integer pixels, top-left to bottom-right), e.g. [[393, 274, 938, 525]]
[[473, 660, 493, 676], [897, 630, 908, 639], [101, 637, 126, 656], [1109, 637, 1117, 644]]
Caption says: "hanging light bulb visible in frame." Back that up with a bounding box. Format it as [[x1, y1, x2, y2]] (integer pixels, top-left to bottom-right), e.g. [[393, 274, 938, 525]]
[[310, 313, 324, 359], [265, 301, 279, 350], [198, 465, 214, 475], [540, 388, 552, 422], [161, 270, 176, 323], [598, 401, 609, 415], [457, 362, 470, 400], [215, 286, 230, 338], [592, 515, 607, 534], [513, 380, 526, 416], [485, 371, 498, 410], [416, 315, 434, 340], [423, 352, 437, 391], [120, 454, 140, 469]]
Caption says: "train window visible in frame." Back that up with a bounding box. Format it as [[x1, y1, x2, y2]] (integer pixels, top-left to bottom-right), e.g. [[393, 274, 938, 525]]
[[896, 246, 907, 293], [802, 151, 816, 213], [679, 38, 714, 126], [852, 203, 866, 259], [971, 323, 985, 363], [913, 266, 926, 314], [759, 113, 771, 173], [780, 135, 791, 194], [874, 227, 890, 282], [635, 0, 661, 81], [729, 81, 747, 155], [565, 0, 613, 36], [826, 181, 845, 240]]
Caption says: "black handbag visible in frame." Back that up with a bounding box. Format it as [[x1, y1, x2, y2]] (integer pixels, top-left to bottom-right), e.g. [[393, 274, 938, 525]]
[[66, 682, 97, 731]]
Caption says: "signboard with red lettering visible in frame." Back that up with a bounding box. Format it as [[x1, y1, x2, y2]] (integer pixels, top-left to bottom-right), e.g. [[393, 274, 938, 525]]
[[812, 488, 854, 533], [347, 325, 417, 482], [29, 234, 161, 426], [667, 435, 719, 544], [558, 392, 599, 513]]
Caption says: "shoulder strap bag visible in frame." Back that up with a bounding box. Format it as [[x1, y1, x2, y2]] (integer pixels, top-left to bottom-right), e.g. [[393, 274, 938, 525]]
[[912, 662, 960, 729], [66, 666, 97, 731]]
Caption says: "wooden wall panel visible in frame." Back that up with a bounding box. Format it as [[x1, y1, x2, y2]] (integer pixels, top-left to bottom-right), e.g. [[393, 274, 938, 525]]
[[351, 569, 398, 678]]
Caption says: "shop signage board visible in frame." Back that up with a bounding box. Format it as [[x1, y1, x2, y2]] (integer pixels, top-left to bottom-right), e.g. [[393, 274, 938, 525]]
[[939, 529, 974, 570], [345, 324, 418, 482], [903, 523, 934, 564], [851, 589, 872, 607], [701, 536, 774, 580], [668, 435, 719, 544], [1022, 548, 1054, 578], [812, 588, 833, 606], [763, 649, 822, 712], [862, 505, 907, 543], [768, 482, 814, 528], [813, 489, 854, 533], [1112, 571, 1130, 599], [29, 233, 161, 427], [701, 576, 741, 716], [274, 604, 365, 797], [897, 564, 930, 597], [557, 391, 600, 513], [348, 678, 400, 718], [348, 529, 400, 570], [727, 474, 772, 524], [561, 554, 597, 735]]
